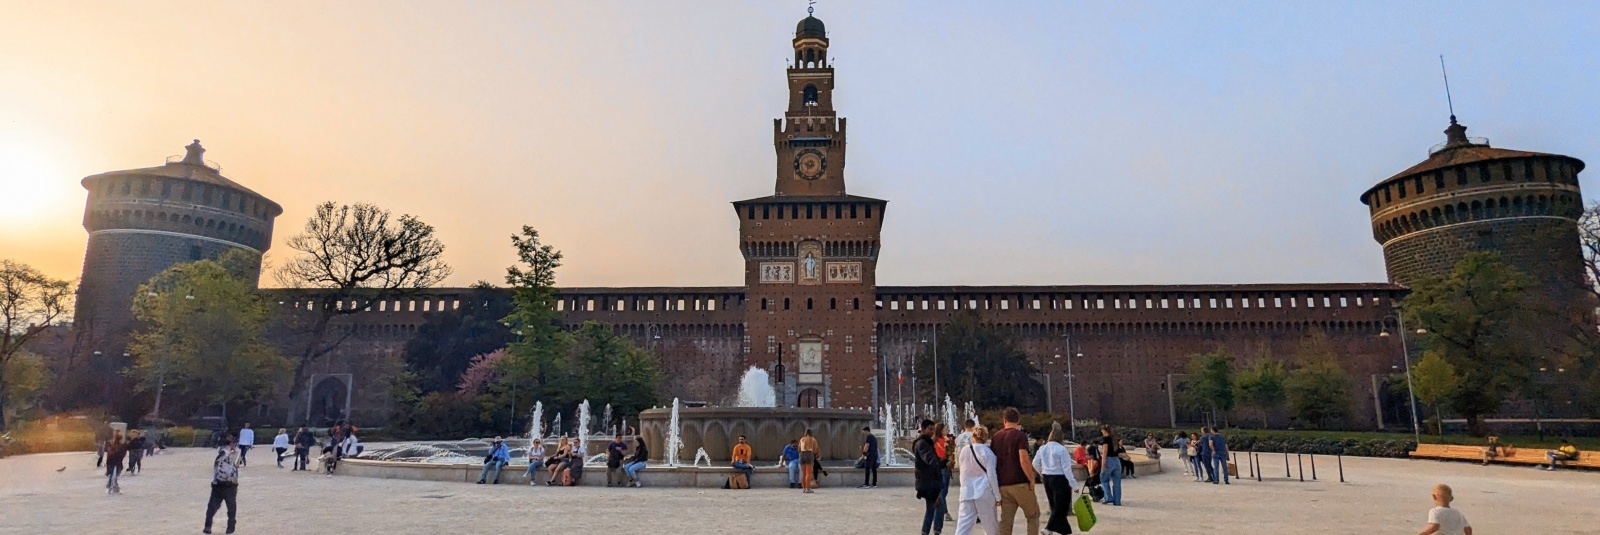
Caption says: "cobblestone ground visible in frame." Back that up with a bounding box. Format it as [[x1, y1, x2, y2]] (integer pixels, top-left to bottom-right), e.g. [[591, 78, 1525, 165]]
[[2, 448, 1594, 534]]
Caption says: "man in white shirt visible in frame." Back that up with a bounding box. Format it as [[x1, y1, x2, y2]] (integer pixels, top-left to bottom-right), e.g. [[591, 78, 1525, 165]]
[[236, 423, 255, 467]]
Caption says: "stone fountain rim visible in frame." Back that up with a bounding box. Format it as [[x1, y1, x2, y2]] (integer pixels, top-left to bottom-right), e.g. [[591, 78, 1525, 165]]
[[638, 407, 874, 418]]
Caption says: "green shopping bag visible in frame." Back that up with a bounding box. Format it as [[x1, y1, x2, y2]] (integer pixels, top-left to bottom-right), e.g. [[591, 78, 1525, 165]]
[[1073, 492, 1097, 531]]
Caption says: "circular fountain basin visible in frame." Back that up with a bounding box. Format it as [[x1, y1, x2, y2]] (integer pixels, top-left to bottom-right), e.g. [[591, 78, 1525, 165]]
[[638, 406, 875, 463]]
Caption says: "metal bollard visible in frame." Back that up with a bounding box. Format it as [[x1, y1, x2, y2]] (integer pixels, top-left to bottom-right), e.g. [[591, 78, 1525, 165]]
[[1255, 454, 1263, 482], [1297, 454, 1305, 482], [1247, 451, 1255, 478], [1337, 453, 1345, 483], [1310, 453, 1317, 480], [1285, 452, 1291, 478]]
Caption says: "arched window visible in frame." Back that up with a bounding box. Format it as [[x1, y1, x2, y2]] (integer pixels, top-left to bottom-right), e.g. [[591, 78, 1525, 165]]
[[798, 388, 821, 408], [807, 298, 814, 310], [802, 85, 819, 106], [784, 298, 791, 310]]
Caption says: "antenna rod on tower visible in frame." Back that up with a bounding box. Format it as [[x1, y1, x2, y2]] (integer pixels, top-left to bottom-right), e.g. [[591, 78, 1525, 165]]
[[1439, 55, 1456, 122]]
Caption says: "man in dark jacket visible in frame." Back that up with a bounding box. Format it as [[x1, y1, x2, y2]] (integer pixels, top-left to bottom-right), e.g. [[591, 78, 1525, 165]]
[[291, 427, 315, 471], [913, 419, 944, 535]]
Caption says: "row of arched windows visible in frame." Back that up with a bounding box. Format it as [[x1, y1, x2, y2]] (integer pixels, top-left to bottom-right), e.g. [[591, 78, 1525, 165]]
[[86, 208, 266, 246], [1366, 157, 1579, 210], [1375, 191, 1580, 243], [92, 176, 274, 221]]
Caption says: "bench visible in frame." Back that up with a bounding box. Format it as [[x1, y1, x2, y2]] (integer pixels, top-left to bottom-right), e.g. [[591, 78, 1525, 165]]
[[1411, 443, 1600, 469]]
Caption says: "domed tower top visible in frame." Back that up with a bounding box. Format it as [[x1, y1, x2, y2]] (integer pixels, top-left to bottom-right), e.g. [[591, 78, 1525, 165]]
[[796, 15, 826, 40]]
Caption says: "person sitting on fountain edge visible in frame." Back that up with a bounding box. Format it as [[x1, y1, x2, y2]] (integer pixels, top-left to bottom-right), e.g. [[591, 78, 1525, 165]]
[[477, 436, 510, 484], [524, 439, 545, 486], [606, 434, 629, 487], [782, 439, 802, 488], [731, 435, 755, 486]]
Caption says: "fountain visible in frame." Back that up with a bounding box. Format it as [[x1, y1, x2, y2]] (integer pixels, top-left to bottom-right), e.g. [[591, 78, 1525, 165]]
[[942, 396, 959, 437], [639, 366, 874, 463], [601, 403, 613, 436], [665, 398, 683, 467], [881, 402, 898, 466], [528, 402, 544, 445], [576, 400, 592, 454], [692, 447, 711, 467], [736, 367, 776, 407]]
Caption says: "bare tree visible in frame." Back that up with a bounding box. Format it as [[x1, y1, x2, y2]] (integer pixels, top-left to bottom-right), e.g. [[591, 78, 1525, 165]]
[[276, 202, 450, 425], [1578, 202, 1600, 301], [0, 260, 73, 431]]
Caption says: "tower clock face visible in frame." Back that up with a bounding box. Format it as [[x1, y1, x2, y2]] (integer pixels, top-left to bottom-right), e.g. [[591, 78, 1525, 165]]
[[794, 149, 826, 181]]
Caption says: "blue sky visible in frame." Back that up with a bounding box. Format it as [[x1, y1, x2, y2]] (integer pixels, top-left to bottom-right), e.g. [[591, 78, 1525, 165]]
[[2, 1, 1595, 287]]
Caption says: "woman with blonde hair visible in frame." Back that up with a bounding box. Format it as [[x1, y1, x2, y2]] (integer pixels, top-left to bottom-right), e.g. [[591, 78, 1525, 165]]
[[955, 425, 1000, 535], [545, 436, 571, 486], [1033, 422, 1080, 533]]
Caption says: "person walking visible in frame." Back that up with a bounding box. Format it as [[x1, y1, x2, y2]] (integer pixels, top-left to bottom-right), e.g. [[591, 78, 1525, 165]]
[[1098, 425, 1124, 507], [993, 407, 1041, 534], [623, 437, 648, 487], [1207, 428, 1229, 485], [730, 435, 755, 487], [104, 430, 127, 494], [955, 425, 1001, 535], [859, 426, 880, 489], [1173, 432, 1191, 476], [913, 419, 945, 535], [291, 427, 314, 471], [1032, 423, 1080, 534], [1419, 483, 1472, 535], [237, 423, 254, 467], [935, 422, 954, 522], [954, 419, 976, 457], [125, 431, 147, 476], [271, 428, 289, 469], [782, 439, 802, 489], [1197, 427, 1215, 482], [203, 435, 242, 534], [94, 424, 111, 468], [476, 436, 510, 484], [798, 428, 819, 493]]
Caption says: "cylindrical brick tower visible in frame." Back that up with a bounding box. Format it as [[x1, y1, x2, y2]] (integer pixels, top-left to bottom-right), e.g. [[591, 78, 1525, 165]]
[[1361, 118, 1585, 293], [74, 140, 282, 346]]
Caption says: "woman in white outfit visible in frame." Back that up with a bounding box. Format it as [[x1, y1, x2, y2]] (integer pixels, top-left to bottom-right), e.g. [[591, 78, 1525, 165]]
[[956, 425, 1001, 535], [1033, 423, 1081, 534]]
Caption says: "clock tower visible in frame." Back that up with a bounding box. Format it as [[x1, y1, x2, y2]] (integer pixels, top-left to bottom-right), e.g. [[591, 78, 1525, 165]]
[[735, 13, 885, 409], [775, 13, 846, 197]]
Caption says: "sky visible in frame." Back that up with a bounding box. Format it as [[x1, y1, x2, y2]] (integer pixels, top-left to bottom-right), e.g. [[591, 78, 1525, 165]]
[[2, 1, 1597, 289]]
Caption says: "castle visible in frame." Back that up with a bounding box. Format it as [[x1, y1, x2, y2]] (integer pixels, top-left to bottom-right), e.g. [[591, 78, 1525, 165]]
[[71, 14, 1585, 428]]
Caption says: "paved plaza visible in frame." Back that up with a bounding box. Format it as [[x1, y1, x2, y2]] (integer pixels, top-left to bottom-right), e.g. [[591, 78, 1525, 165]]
[[1, 447, 1594, 534]]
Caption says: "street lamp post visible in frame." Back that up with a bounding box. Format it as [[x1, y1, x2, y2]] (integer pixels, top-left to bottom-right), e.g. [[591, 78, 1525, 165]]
[[1379, 313, 1423, 446], [1061, 334, 1080, 441]]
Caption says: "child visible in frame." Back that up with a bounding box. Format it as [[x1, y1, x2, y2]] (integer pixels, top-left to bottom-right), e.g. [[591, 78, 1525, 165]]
[[1419, 484, 1471, 535]]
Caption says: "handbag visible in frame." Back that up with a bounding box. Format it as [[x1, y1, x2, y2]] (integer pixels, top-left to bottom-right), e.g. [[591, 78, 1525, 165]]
[[1073, 491, 1097, 531], [855, 456, 868, 469]]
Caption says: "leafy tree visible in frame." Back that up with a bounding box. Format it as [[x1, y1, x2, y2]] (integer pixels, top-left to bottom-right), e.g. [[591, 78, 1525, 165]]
[[402, 281, 514, 393], [1284, 359, 1350, 428], [1235, 359, 1286, 428], [565, 322, 661, 420], [1177, 350, 1235, 427], [1403, 251, 1541, 436], [3, 350, 52, 421], [0, 259, 72, 431], [919, 312, 1044, 411], [129, 251, 291, 425], [500, 226, 574, 407], [1410, 350, 1462, 437], [275, 201, 451, 425]]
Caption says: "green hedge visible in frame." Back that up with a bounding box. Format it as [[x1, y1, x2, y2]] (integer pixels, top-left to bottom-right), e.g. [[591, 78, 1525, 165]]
[[1109, 427, 1417, 458]]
